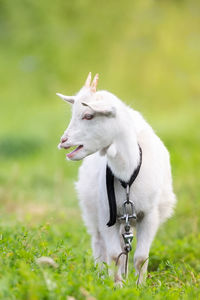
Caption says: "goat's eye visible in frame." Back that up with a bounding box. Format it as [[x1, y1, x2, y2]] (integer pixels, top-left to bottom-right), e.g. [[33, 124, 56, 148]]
[[83, 114, 94, 120]]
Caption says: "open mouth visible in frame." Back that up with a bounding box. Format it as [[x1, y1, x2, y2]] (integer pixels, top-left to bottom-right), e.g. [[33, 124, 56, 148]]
[[65, 145, 83, 158]]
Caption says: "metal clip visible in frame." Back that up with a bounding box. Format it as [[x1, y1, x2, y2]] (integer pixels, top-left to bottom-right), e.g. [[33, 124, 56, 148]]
[[118, 182, 137, 254], [119, 201, 137, 221], [122, 231, 134, 252]]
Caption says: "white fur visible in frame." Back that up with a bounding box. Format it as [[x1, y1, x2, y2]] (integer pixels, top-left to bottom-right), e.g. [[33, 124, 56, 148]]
[[58, 83, 176, 285]]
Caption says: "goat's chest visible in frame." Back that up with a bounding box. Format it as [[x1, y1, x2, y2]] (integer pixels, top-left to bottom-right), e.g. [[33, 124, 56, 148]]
[[113, 178, 148, 217]]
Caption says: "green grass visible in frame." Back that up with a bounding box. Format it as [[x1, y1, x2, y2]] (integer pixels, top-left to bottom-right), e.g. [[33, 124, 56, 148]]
[[0, 0, 200, 299]]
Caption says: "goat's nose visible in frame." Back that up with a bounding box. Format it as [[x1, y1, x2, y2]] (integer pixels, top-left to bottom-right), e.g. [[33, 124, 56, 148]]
[[61, 137, 68, 143]]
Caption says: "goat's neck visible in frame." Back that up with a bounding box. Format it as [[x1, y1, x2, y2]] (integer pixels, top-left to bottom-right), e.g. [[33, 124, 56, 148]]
[[106, 128, 140, 183]]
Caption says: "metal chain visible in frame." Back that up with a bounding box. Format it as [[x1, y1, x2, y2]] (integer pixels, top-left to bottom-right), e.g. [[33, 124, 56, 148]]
[[116, 185, 137, 278]]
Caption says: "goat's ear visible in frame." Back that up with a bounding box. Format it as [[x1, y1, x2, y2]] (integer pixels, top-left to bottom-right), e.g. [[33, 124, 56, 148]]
[[56, 93, 75, 104], [81, 101, 116, 117]]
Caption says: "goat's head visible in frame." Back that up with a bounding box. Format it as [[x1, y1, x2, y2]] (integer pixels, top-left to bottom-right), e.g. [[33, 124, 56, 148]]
[[57, 73, 116, 161]]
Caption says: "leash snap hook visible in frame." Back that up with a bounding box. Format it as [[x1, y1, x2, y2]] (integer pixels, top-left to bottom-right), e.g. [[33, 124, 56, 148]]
[[122, 231, 134, 252]]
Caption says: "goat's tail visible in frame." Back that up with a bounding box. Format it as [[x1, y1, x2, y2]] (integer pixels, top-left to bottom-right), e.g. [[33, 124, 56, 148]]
[[159, 191, 177, 224]]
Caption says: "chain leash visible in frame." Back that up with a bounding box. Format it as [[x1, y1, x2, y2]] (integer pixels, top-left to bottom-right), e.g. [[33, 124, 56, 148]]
[[116, 185, 137, 278]]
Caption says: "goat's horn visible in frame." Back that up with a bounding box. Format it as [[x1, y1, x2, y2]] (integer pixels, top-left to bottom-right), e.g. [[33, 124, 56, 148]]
[[91, 73, 99, 92], [85, 72, 92, 88]]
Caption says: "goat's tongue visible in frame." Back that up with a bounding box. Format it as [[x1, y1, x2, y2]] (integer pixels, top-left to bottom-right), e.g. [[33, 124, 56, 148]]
[[66, 145, 83, 158]]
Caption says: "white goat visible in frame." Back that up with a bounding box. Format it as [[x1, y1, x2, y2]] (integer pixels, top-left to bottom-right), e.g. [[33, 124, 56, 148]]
[[57, 73, 176, 286]]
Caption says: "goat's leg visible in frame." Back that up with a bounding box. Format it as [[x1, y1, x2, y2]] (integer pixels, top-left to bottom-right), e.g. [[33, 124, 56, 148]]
[[134, 209, 159, 285], [91, 231, 107, 265], [103, 226, 125, 286]]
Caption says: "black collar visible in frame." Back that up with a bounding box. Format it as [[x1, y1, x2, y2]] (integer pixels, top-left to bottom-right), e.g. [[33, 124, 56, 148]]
[[106, 145, 142, 227]]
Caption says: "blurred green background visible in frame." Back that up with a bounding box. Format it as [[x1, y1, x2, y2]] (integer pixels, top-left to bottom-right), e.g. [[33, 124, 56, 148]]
[[0, 0, 200, 299]]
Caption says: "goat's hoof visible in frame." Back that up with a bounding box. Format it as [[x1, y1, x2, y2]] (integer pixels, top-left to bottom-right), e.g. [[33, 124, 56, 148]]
[[114, 280, 123, 288], [136, 277, 145, 286], [135, 271, 147, 286]]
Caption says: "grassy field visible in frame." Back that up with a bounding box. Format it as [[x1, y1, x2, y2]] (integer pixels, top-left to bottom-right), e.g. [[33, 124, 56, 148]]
[[0, 0, 200, 299]]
